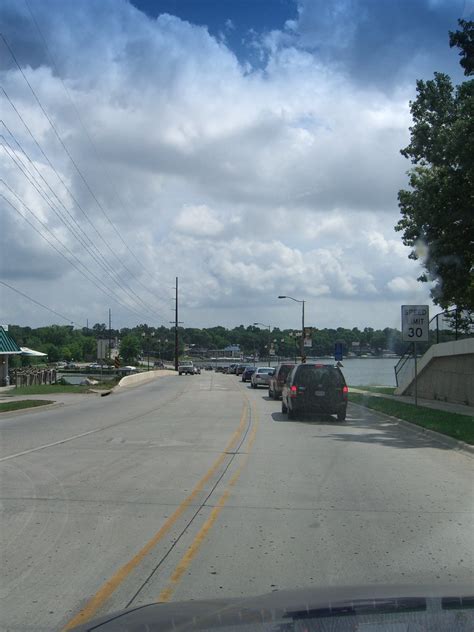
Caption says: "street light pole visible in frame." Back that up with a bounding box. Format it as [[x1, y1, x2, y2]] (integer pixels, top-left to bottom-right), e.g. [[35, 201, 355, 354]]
[[278, 296, 306, 363], [253, 322, 271, 364], [175, 277, 179, 372]]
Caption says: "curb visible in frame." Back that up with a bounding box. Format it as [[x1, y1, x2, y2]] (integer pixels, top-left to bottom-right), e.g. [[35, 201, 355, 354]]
[[0, 401, 64, 418], [350, 401, 474, 458]]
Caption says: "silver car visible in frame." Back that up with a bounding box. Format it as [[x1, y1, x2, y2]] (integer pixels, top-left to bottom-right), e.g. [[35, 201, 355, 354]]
[[250, 367, 274, 388]]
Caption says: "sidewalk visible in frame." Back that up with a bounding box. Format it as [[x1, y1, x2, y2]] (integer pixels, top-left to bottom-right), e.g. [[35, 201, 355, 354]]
[[350, 388, 474, 418]]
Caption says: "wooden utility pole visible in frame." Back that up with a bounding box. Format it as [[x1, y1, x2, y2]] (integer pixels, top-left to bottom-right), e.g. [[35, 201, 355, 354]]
[[174, 277, 179, 371], [108, 308, 112, 364]]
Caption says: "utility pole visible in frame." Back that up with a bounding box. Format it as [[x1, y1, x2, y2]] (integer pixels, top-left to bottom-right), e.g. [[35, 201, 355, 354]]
[[108, 308, 112, 365], [174, 277, 179, 371], [301, 300, 305, 361]]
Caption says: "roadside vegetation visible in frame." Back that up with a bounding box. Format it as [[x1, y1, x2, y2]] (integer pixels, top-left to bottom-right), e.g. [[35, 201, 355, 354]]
[[0, 400, 54, 413], [350, 392, 474, 445], [8, 322, 410, 366], [6, 384, 91, 395], [5, 379, 119, 396]]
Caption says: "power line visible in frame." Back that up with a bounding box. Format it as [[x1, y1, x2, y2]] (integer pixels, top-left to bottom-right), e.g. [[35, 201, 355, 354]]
[[0, 108, 169, 323], [0, 131, 120, 280], [0, 136, 161, 316], [24, 0, 163, 290], [0, 279, 79, 325], [0, 89, 171, 317], [0, 187, 152, 320], [1, 32, 170, 304]]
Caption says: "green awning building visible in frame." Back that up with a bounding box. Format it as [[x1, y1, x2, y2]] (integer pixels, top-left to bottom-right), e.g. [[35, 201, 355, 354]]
[[0, 326, 22, 386]]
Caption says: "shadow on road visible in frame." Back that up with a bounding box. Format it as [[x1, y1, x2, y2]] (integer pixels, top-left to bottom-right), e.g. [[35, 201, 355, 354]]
[[271, 411, 339, 424], [271, 405, 455, 451]]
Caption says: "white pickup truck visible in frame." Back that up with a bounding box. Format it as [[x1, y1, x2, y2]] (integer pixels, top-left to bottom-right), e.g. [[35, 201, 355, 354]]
[[178, 361, 194, 376]]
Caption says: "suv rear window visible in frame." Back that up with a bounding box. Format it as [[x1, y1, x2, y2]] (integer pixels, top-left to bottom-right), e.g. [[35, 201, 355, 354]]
[[293, 365, 344, 388], [277, 364, 294, 380]]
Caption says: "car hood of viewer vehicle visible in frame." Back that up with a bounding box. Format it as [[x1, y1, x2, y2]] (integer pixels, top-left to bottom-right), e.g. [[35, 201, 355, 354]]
[[70, 583, 473, 631]]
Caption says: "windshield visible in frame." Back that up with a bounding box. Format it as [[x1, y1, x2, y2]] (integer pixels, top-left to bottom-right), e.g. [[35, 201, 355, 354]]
[[1, 2, 472, 631]]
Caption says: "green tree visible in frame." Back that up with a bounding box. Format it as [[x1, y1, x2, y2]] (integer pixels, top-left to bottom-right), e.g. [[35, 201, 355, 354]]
[[396, 19, 474, 314], [60, 346, 72, 361], [82, 337, 96, 360], [120, 334, 141, 363]]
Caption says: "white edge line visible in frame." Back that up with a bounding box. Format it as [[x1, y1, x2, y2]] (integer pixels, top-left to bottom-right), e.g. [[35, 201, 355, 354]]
[[0, 427, 102, 462]]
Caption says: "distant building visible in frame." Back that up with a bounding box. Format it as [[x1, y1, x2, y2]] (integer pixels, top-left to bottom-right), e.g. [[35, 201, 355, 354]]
[[186, 344, 243, 360], [216, 344, 242, 359], [97, 338, 119, 361]]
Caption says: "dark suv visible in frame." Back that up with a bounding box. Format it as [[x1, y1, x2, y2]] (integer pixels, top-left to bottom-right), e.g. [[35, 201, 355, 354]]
[[281, 364, 348, 421], [268, 363, 295, 400]]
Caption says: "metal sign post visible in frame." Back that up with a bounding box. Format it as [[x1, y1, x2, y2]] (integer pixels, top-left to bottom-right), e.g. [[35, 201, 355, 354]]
[[401, 305, 429, 406], [414, 341, 418, 406]]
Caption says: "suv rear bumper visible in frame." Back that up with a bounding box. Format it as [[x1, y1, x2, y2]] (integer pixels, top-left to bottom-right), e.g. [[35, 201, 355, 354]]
[[290, 401, 347, 414]]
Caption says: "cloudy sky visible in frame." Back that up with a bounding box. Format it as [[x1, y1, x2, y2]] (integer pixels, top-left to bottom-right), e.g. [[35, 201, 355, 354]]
[[0, 0, 470, 331]]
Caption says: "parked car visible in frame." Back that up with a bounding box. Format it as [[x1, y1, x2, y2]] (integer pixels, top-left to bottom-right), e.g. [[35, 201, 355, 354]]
[[205, 365, 214, 371], [241, 366, 256, 382], [193, 366, 201, 374], [250, 367, 274, 388], [227, 363, 238, 374], [153, 360, 164, 368], [56, 361, 67, 368], [215, 365, 226, 373], [281, 364, 348, 421], [235, 364, 247, 376], [88, 363, 102, 370], [178, 361, 194, 375], [268, 362, 295, 400]]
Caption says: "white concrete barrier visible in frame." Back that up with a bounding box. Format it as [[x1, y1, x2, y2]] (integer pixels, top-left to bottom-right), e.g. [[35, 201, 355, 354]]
[[395, 338, 474, 405], [115, 369, 176, 389]]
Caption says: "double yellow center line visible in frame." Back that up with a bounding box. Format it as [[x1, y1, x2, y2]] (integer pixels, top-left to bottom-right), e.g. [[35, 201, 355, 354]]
[[158, 403, 259, 602], [64, 400, 256, 630]]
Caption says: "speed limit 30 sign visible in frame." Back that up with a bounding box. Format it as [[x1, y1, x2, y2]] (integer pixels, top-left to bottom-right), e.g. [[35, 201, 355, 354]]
[[401, 305, 430, 342]]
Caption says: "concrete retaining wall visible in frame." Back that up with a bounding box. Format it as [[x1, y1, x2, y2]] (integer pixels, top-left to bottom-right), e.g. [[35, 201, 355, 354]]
[[397, 338, 474, 406], [116, 369, 176, 389]]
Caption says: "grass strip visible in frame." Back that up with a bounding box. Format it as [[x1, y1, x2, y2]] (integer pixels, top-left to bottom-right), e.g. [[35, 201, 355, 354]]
[[6, 384, 91, 396], [350, 392, 474, 445], [0, 400, 54, 413]]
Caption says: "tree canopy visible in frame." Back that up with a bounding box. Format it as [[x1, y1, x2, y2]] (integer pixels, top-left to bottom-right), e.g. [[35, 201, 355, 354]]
[[396, 19, 474, 315]]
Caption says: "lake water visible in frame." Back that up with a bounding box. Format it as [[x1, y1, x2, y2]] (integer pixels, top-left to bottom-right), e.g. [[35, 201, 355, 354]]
[[265, 358, 398, 386], [326, 357, 397, 386], [59, 358, 398, 387], [212, 357, 398, 386]]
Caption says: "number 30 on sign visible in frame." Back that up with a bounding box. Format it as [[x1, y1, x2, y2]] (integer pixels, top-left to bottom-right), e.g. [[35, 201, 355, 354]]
[[401, 305, 429, 342]]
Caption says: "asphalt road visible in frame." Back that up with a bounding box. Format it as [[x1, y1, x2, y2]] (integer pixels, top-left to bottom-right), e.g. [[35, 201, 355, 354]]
[[1, 372, 472, 631]]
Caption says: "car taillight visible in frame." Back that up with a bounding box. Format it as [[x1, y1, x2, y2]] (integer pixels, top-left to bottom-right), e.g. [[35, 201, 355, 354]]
[[290, 385, 298, 397], [342, 385, 348, 394]]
